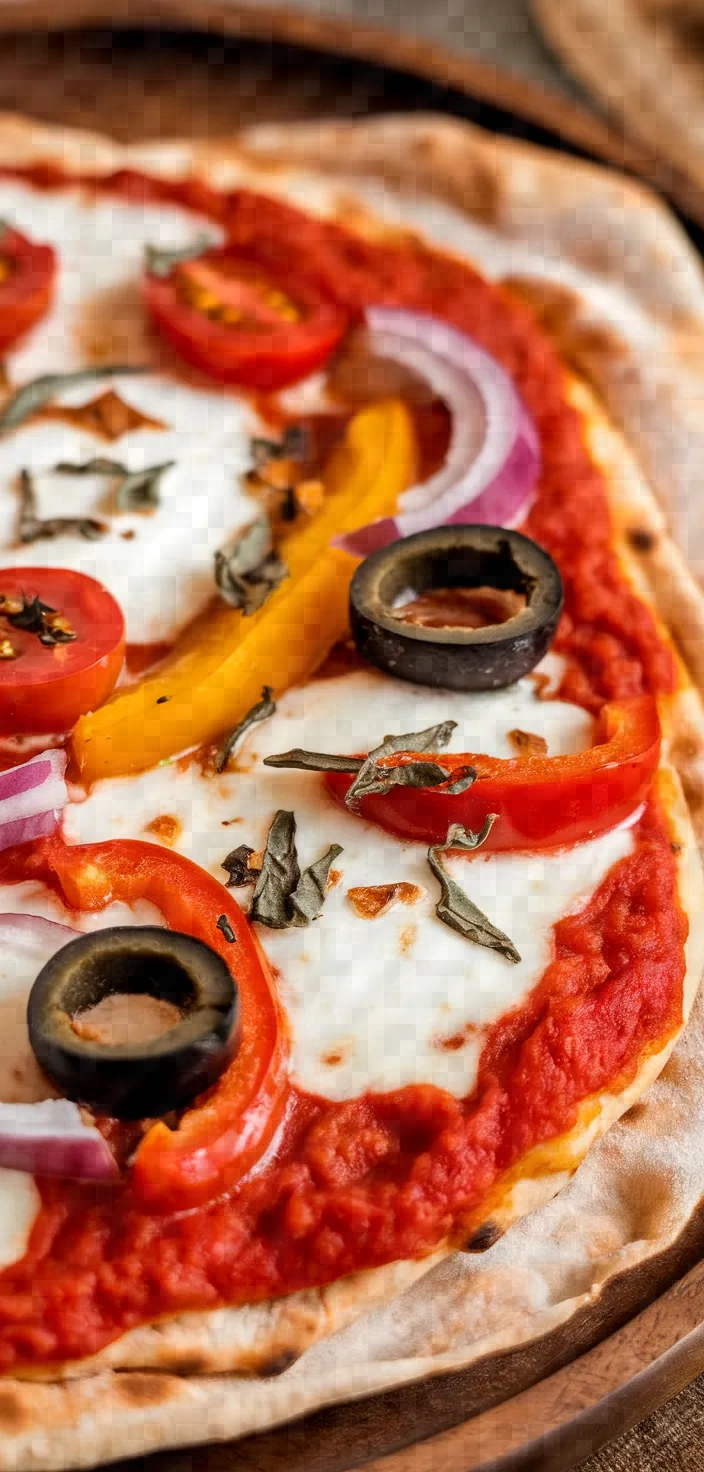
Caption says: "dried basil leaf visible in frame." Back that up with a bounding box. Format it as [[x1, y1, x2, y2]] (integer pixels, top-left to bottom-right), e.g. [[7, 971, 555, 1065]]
[[350, 760, 476, 801], [18, 470, 107, 544], [216, 913, 237, 944], [263, 721, 476, 803], [215, 516, 288, 616], [264, 748, 362, 775], [222, 844, 260, 888], [55, 455, 174, 511], [115, 461, 174, 512], [55, 457, 127, 477], [250, 809, 342, 930], [145, 235, 217, 278], [428, 818, 521, 964], [0, 366, 146, 434], [345, 721, 461, 806], [289, 844, 343, 927], [250, 425, 307, 468], [216, 685, 276, 773], [250, 811, 300, 929]]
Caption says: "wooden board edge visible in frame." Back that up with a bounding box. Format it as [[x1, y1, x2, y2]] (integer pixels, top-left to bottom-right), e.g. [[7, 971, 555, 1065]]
[[347, 1241, 704, 1471]]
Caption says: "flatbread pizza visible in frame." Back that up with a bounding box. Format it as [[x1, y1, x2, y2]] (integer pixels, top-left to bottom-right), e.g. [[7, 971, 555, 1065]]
[[0, 109, 700, 1468]]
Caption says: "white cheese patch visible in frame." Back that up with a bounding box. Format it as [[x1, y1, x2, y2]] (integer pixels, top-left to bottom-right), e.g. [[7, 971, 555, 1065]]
[[63, 667, 634, 1101], [0, 180, 260, 645]]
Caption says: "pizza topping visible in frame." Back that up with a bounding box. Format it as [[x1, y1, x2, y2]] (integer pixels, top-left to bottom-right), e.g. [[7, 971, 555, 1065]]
[[55, 456, 175, 513], [144, 234, 219, 278], [0, 366, 145, 435], [18, 468, 107, 544], [215, 685, 276, 774], [214, 516, 288, 616], [142, 245, 350, 389], [27, 925, 238, 1119], [264, 721, 476, 803], [428, 816, 520, 963], [0, 748, 67, 852], [507, 728, 549, 758], [245, 427, 326, 529], [222, 844, 260, 888], [0, 568, 125, 734], [0, 222, 56, 354], [336, 310, 540, 559], [0, 1098, 117, 1179], [347, 881, 425, 919], [7, 836, 287, 1209], [325, 694, 661, 851], [250, 809, 343, 930], [72, 401, 415, 780], [0, 591, 76, 647], [349, 526, 564, 692]]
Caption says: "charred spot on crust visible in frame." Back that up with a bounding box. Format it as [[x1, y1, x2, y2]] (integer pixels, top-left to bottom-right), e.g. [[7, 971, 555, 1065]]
[[463, 1221, 503, 1253], [163, 1354, 211, 1376], [627, 528, 656, 554], [256, 1349, 300, 1377], [115, 1372, 178, 1405], [0, 1390, 28, 1430]]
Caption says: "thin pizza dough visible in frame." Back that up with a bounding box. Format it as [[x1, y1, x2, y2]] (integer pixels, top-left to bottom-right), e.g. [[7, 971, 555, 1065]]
[[0, 110, 700, 1469]]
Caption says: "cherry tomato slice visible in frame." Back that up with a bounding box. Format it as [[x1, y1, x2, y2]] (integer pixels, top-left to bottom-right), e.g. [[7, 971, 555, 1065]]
[[0, 226, 56, 353], [142, 247, 350, 390], [0, 568, 125, 735]]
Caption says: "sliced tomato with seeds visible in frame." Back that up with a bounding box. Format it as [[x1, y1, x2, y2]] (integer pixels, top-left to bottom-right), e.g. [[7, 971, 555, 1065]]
[[0, 568, 125, 735], [0, 226, 56, 352], [142, 246, 350, 390]]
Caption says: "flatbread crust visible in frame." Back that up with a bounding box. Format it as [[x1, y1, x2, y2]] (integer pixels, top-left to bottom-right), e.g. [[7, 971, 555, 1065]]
[[532, 0, 704, 201], [0, 110, 702, 1468]]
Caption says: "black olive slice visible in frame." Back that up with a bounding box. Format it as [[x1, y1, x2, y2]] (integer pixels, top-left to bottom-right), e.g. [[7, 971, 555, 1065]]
[[349, 526, 564, 692], [27, 927, 238, 1120]]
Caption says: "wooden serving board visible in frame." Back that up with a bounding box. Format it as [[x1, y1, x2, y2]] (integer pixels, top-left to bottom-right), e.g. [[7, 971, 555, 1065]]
[[0, 12, 703, 1470]]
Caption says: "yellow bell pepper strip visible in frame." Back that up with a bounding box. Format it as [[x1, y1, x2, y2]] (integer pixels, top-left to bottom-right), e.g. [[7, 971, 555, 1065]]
[[71, 399, 417, 781]]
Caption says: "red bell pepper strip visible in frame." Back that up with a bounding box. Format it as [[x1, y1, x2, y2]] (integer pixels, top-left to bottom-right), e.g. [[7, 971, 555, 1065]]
[[0, 835, 288, 1211], [325, 696, 661, 852]]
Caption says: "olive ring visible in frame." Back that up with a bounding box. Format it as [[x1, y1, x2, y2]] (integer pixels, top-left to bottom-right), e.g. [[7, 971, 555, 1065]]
[[349, 525, 564, 692], [27, 927, 239, 1120]]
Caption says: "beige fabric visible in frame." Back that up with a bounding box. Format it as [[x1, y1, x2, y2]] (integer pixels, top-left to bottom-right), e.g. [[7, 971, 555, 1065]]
[[532, 0, 704, 199], [0, 111, 700, 1466]]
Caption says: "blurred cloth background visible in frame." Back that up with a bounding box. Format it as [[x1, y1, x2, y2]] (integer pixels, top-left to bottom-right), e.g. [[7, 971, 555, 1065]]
[[297, 0, 585, 97]]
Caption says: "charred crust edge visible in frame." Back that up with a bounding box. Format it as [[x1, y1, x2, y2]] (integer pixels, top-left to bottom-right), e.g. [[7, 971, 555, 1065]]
[[462, 1221, 503, 1253]]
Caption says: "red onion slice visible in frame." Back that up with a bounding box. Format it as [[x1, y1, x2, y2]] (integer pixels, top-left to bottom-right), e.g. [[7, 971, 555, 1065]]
[[0, 749, 67, 853], [0, 913, 117, 1179], [336, 309, 541, 558], [0, 1098, 117, 1179]]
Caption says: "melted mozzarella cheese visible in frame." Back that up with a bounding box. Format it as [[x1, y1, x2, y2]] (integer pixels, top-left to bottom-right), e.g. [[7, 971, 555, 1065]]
[[63, 667, 634, 1100], [0, 180, 260, 644]]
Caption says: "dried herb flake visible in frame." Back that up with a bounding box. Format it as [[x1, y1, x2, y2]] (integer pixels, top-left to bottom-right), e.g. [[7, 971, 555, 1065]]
[[215, 686, 275, 773], [18, 469, 107, 544], [145, 235, 217, 278], [222, 844, 260, 888], [215, 516, 288, 616], [250, 810, 342, 929], [428, 818, 520, 964], [55, 456, 174, 512], [215, 914, 237, 944], [264, 721, 476, 805], [0, 366, 146, 435]]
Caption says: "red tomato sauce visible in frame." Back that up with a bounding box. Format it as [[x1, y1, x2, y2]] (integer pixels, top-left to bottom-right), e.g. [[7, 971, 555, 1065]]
[[0, 172, 685, 1371]]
